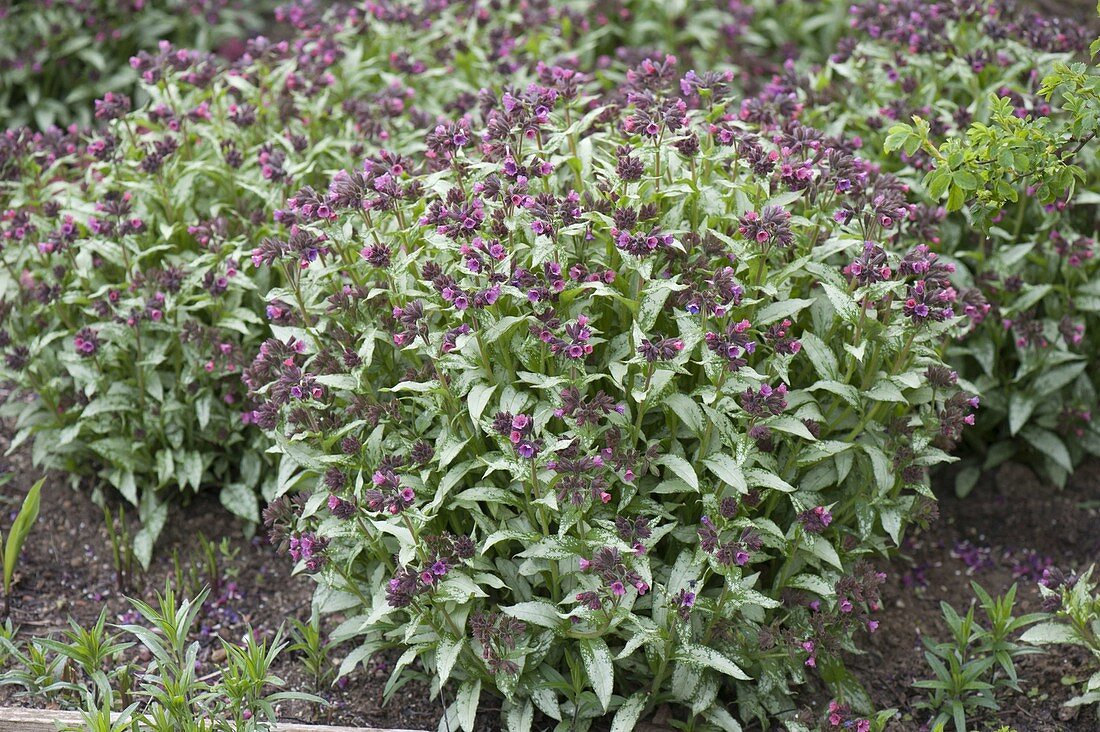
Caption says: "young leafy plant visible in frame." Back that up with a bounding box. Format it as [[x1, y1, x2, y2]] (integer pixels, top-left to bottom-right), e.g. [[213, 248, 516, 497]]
[[104, 505, 139, 594], [2, 583, 323, 731], [2, 476, 44, 617], [287, 617, 337, 704], [915, 582, 1044, 731]]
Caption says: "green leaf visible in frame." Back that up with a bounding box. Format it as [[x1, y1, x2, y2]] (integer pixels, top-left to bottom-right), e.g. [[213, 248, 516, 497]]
[[638, 282, 679, 330], [953, 170, 979, 190], [883, 124, 915, 153], [1008, 392, 1036, 436], [744, 468, 794, 493], [436, 636, 464, 685], [580, 637, 614, 712], [787, 574, 834, 598], [946, 184, 967, 211], [485, 315, 527, 342], [502, 601, 563, 629], [658, 454, 698, 491], [808, 535, 843, 570], [1020, 426, 1073, 473], [610, 692, 648, 732], [768, 416, 817, 441], [467, 383, 497, 426], [179, 451, 204, 491], [664, 393, 705, 435], [820, 283, 859, 323], [954, 465, 981, 498], [457, 678, 481, 732], [132, 493, 169, 570], [219, 482, 259, 523], [437, 433, 470, 470], [504, 698, 533, 732], [675, 644, 751, 680], [703, 454, 747, 493], [1006, 285, 1052, 315], [1019, 622, 1078, 645], [703, 706, 744, 732], [800, 333, 839, 380], [195, 394, 212, 431], [3, 477, 44, 594], [755, 298, 815, 326], [927, 169, 951, 199], [866, 380, 907, 404], [879, 505, 903, 546], [1032, 362, 1086, 397]]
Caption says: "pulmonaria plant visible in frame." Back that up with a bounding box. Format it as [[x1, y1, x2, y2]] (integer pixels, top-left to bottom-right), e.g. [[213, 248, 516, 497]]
[[0, 31, 357, 562], [244, 15, 974, 730], [7, 0, 1094, 728], [0, 0, 280, 129], [871, 13, 1100, 490], [1026, 566, 1100, 720]]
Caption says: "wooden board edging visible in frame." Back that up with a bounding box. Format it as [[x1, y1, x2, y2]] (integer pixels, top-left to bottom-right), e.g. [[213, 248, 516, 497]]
[[0, 707, 429, 732]]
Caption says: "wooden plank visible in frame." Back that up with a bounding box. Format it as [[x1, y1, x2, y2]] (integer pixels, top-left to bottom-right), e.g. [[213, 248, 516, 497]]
[[0, 707, 429, 732]]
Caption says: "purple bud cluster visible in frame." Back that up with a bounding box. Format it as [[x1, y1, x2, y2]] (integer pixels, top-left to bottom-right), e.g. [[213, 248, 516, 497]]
[[576, 547, 649, 609], [365, 468, 415, 515], [288, 532, 328, 572], [705, 318, 755, 372], [470, 611, 525, 675], [738, 205, 793, 248], [698, 515, 762, 567], [492, 412, 542, 460], [739, 383, 788, 417]]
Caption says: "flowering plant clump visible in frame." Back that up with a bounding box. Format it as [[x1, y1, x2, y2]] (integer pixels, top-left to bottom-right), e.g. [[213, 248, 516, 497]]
[[811, 0, 1100, 490], [3, 0, 1098, 727], [0, 0, 279, 129], [0, 32, 359, 561], [242, 5, 975, 728]]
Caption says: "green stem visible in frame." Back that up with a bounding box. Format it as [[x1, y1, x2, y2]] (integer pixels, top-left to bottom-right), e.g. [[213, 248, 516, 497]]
[[774, 530, 803, 593]]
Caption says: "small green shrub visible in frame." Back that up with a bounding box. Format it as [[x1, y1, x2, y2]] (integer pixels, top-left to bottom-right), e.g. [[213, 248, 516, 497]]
[[914, 582, 1044, 732], [0, 585, 321, 731]]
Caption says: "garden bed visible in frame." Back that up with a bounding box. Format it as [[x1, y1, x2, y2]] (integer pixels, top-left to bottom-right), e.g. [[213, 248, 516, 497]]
[[3, 406, 1097, 731], [1, 2, 1099, 729]]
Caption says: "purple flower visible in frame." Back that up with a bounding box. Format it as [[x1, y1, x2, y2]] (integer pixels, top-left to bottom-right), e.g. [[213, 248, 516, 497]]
[[738, 205, 793, 248], [798, 506, 833, 534], [73, 328, 100, 358], [739, 383, 788, 417]]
